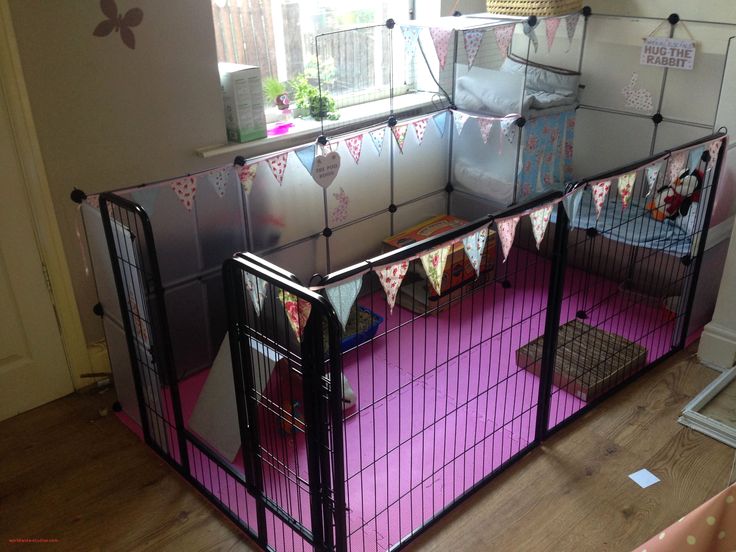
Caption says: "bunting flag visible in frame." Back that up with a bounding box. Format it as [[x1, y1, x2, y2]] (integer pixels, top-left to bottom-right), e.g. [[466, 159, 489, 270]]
[[463, 29, 485, 68], [171, 177, 197, 211], [266, 153, 289, 184], [562, 187, 583, 225], [413, 118, 428, 145], [374, 260, 409, 314], [296, 145, 316, 173], [500, 116, 518, 144], [131, 186, 160, 217], [429, 27, 453, 70], [497, 216, 520, 262], [345, 135, 363, 164], [400, 25, 421, 58], [708, 139, 722, 169], [369, 128, 386, 156], [494, 24, 514, 59], [529, 205, 553, 249], [244, 273, 268, 316], [207, 168, 228, 198], [420, 245, 452, 296], [667, 151, 688, 183], [277, 290, 312, 342], [237, 163, 258, 194], [325, 277, 363, 331], [645, 163, 661, 197], [522, 20, 539, 53], [433, 111, 448, 137], [545, 17, 561, 51], [478, 118, 494, 144], [392, 124, 408, 153], [591, 180, 612, 219], [86, 194, 100, 210], [454, 111, 470, 135], [566, 14, 580, 47], [617, 171, 636, 209], [331, 187, 350, 224], [462, 226, 488, 278]]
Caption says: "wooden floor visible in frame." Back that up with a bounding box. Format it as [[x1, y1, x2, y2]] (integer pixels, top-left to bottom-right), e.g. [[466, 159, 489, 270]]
[[1, 345, 735, 552]]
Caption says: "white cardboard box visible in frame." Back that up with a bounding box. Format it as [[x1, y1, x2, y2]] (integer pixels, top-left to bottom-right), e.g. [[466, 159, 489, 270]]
[[218, 62, 267, 143]]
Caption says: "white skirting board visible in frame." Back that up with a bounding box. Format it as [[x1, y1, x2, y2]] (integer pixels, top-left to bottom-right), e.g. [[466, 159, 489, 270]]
[[678, 365, 736, 448]]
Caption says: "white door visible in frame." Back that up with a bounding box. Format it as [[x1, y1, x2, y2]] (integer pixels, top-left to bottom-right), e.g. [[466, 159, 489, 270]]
[[0, 67, 74, 421]]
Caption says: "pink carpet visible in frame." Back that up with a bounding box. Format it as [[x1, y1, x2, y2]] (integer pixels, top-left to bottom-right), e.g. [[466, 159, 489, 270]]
[[116, 248, 679, 552]]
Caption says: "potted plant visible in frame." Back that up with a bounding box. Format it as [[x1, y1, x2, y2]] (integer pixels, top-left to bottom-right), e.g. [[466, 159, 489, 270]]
[[289, 74, 340, 121]]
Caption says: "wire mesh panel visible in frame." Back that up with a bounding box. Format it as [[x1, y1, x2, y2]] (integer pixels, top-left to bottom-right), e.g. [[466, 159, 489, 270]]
[[544, 135, 726, 433]]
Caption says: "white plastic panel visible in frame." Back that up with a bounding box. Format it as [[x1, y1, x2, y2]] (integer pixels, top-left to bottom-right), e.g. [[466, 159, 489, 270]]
[[325, 213, 392, 273], [165, 281, 212, 378], [393, 193, 448, 234], [654, 122, 710, 153], [203, 271, 228, 364], [450, 190, 500, 221], [393, 117, 450, 204], [265, 237, 324, 285], [715, 37, 736, 133], [103, 317, 140, 424]]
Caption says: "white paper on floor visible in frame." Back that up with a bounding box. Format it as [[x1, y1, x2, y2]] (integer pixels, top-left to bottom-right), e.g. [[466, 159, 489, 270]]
[[628, 468, 660, 488]]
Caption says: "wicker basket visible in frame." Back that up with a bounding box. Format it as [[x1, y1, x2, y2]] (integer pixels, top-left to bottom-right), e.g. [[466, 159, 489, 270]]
[[486, 0, 582, 17]]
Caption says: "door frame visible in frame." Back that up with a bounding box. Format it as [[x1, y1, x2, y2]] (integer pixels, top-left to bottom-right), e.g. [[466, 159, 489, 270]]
[[0, 0, 91, 389]]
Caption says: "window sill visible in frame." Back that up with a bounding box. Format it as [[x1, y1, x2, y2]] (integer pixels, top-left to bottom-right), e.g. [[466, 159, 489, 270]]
[[195, 91, 444, 160]]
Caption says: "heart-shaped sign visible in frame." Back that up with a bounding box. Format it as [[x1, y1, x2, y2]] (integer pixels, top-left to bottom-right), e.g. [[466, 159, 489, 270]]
[[311, 151, 341, 189]]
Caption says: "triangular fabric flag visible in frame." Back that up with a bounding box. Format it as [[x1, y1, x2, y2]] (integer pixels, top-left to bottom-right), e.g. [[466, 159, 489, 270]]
[[277, 290, 312, 342], [523, 20, 539, 53], [590, 180, 612, 219], [617, 171, 636, 209], [171, 177, 197, 211], [462, 226, 489, 278], [295, 145, 316, 174], [413, 118, 428, 145], [529, 205, 553, 249], [500, 116, 518, 144], [433, 111, 448, 137], [325, 277, 363, 331], [545, 17, 561, 51], [429, 27, 453, 70], [400, 25, 421, 58], [237, 163, 258, 194], [562, 188, 583, 225], [566, 14, 580, 47], [392, 124, 408, 153], [496, 216, 520, 262], [207, 168, 228, 198], [463, 30, 485, 68], [345, 135, 363, 164], [667, 151, 688, 183], [266, 153, 289, 184], [420, 245, 452, 296], [244, 273, 268, 316], [86, 194, 100, 210], [374, 260, 409, 314], [369, 128, 385, 156], [645, 163, 661, 197], [708, 139, 722, 169], [131, 186, 160, 217], [494, 24, 514, 59], [478, 118, 494, 144], [688, 146, 705, 172], [453, 111, 470, 135]]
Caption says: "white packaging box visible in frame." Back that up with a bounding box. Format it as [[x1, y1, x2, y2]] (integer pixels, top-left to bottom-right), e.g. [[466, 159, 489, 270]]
[[218, 62, 267, 143]]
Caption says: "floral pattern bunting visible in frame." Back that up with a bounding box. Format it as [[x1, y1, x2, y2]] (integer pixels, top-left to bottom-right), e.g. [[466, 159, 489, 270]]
[[345, 135, 363, 164], [494, 24, 514, 59], [237, 163, 258, 194], [413, 118, 428, 145], [454, 111, 470, 135], [708, 140, 722, 169], [331, 187, 349, 224], [86, 194, 100, 210], [529, 205, 553, 249], [463, 29, 485, 68], [277, 290, 312, 342], [325, 277, 363, 331], [566, 14, 580, 46], [429, 27, 453, 70], [369, 128, 385, 156], [208, 168, 228, 198], [591, 180, 612, 219], [500, 116, 518, 144], [171, 177, 197, 211], [462, 226, 488, 278], [244, 273, 268, 316], [479, 118, 494, 144], [266, 153, 289, 184], [420, 245, 452, 296], [546, 17, 561, 51], [497, 216, 520, 262], [375, 260, 409, 314], [392, 124, 408, 153], [617, 171, 636, 209], [667, 151, 688, 183], [645, 163, 661, 197], [400, 25, 421, 58]]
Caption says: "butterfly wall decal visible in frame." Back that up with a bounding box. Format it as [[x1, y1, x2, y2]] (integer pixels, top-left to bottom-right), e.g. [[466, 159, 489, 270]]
[[92, 0, 143, 50]]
